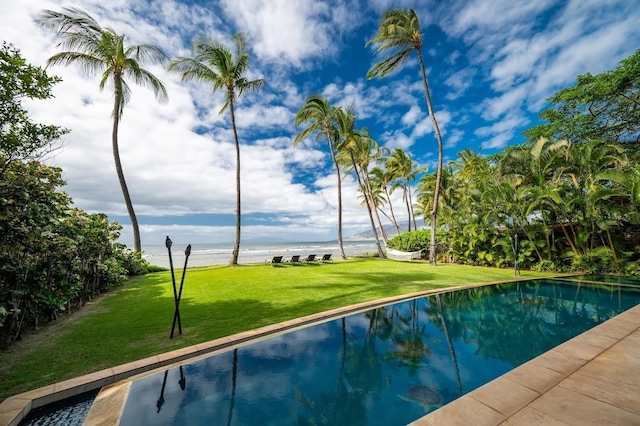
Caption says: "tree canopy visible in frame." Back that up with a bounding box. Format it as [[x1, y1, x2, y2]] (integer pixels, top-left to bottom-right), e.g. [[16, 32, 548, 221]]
[[0, 42, 68, 171], [525, 49, 640, 149]]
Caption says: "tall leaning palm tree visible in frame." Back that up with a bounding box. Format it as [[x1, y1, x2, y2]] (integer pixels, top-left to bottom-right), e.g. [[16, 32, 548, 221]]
[[169, 33, 264, 265], [367, 8, 445, 265], [37, 7, 169, 253], [294, 96, 346, 259]]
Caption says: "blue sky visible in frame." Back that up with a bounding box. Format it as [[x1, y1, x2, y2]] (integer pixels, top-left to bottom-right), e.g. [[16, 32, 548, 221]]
[[2, 0, 639, 247]]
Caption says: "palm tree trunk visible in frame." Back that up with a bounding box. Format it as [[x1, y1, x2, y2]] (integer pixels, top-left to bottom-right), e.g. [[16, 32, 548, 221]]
[[365, 173, 388, 243], [416, 50, 443, 265], [327, 135, 347, 260], [558, 222, 579, 257], [377, 207, 398, 235], [229, 94, 241, 265], [112, 73, 141, 253], [404, 186, 412, 232], [407, 178, 417, 230], [605, 228, 619, 264], [384, 186, 402, 234], [351, 153, 385, 258]]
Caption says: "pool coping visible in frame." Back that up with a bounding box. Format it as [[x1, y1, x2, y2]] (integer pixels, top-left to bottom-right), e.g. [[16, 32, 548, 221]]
[[0, 275, 634, 425]]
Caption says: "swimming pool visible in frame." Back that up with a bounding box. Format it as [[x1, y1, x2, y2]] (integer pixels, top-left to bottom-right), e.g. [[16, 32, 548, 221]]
[[118, 278, 640, 425]]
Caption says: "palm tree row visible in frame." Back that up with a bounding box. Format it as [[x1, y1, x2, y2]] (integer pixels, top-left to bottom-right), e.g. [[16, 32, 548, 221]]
[[294, 93, 430, 259], [39, 6, 430, 263], [37, 8, 262, 264], [414, 138, 640, 273]]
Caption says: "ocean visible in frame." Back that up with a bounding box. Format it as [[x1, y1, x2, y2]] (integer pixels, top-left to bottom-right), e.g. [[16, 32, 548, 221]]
[[141, 240, 381, 268]]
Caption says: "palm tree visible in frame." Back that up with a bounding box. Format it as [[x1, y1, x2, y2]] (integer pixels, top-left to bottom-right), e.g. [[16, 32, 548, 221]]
[[334, 108, 385, 258], [294, 96, 346, 259], [386, 149, 422, 231], [37, 7, 169, 253], [367, 8, 445, 265], [358, 179, 389, 242], [369, 166, 402, 234], [353, 136, 389, 243], [169, 33, 264, 265]]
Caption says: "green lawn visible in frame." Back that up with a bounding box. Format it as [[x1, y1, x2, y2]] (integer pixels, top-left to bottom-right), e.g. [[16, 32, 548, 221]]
[[0, 259, 554, 400]]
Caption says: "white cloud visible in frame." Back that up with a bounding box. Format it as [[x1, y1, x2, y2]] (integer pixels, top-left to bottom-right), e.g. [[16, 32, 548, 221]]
[[444, 67, 477, 100], [475, 114, 528, 138], [3, 0, 638, 250], [481, 85, 529, 121], [220, 0, 360, 68], [481, 132, 514, 150], [401, 105, 422, 126], [445, 129, 464, 149]]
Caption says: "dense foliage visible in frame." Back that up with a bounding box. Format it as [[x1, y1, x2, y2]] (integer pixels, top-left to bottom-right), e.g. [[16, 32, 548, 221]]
[[524, 49, 640, 148], [0, 42, 68, 167], [411, 51, 640, 274], [0, 44, 154, 349], [386, 229, 431, 253]]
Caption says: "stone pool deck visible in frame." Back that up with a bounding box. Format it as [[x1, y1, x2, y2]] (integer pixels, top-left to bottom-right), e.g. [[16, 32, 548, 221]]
[[0, 280, 638, 426]]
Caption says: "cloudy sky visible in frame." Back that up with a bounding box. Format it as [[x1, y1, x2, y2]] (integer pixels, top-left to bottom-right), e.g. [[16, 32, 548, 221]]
[[3, 0, 638, 248]]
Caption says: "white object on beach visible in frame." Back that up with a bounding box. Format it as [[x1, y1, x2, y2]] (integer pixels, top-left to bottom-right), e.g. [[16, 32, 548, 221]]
[[386, 248, 424, 261]]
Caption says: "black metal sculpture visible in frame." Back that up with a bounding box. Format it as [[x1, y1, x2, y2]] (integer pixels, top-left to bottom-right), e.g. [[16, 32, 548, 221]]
[[166, 236, 192, 338]]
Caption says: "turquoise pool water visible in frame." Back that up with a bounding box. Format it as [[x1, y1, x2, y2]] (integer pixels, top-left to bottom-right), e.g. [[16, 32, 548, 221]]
[[119, 279, 640, 425], [570, 274, 640, 286]]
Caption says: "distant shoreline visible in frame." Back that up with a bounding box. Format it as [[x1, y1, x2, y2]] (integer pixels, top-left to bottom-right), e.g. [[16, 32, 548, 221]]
[[141, 240, 380, 268]]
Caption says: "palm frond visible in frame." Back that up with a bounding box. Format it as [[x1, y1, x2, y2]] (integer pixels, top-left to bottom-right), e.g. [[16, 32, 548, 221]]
[[366, 48, 412, 79], [124, 62, 168, 103], [46, 51, 105, 75], [168, 57, 220, 85], [125, 44, 168, 65], [37, 7, 102, 36]]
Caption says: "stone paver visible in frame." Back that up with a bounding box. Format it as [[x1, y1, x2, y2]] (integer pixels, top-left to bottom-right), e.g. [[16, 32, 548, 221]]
[[529, 385, 640, 425], [500, 407, 569, 425], [559, 368, 640, 415], [83, 382, 130, 426], [409, 395, 505, 426], [470, 377, 540, 417]]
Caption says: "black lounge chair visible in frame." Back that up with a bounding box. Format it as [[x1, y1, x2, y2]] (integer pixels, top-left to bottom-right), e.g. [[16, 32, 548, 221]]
[[266, 256, 284, 266], [287, 255, 302, 264], [318, 254, 332, 263], [303, 254, 317, 263]]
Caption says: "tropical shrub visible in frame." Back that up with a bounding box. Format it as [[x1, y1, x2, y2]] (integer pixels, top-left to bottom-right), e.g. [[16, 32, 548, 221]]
[[0, 45, 151, 348], [0, 159, 149, 347], [386, 229, 431, 252]]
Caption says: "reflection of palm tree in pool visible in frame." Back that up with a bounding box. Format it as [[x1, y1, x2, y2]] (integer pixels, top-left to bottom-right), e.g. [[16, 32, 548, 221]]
[[227, 349, 238, 426], [435, 294, 462, 396], [389, 299, 431, 371], [297, 311, 388, 424]]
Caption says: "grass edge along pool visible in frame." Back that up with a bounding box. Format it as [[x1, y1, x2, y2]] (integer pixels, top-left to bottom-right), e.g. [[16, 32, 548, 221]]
[[114, 278, 640, 426]]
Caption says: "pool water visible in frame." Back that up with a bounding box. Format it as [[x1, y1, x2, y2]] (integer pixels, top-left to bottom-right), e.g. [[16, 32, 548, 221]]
[[120, 279, 640, 425], [19, 390, 98, 426], [570, 274, 640, 286]]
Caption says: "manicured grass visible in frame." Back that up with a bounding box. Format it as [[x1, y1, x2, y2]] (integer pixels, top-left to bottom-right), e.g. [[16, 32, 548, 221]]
[[0, 258, 554, 400]]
